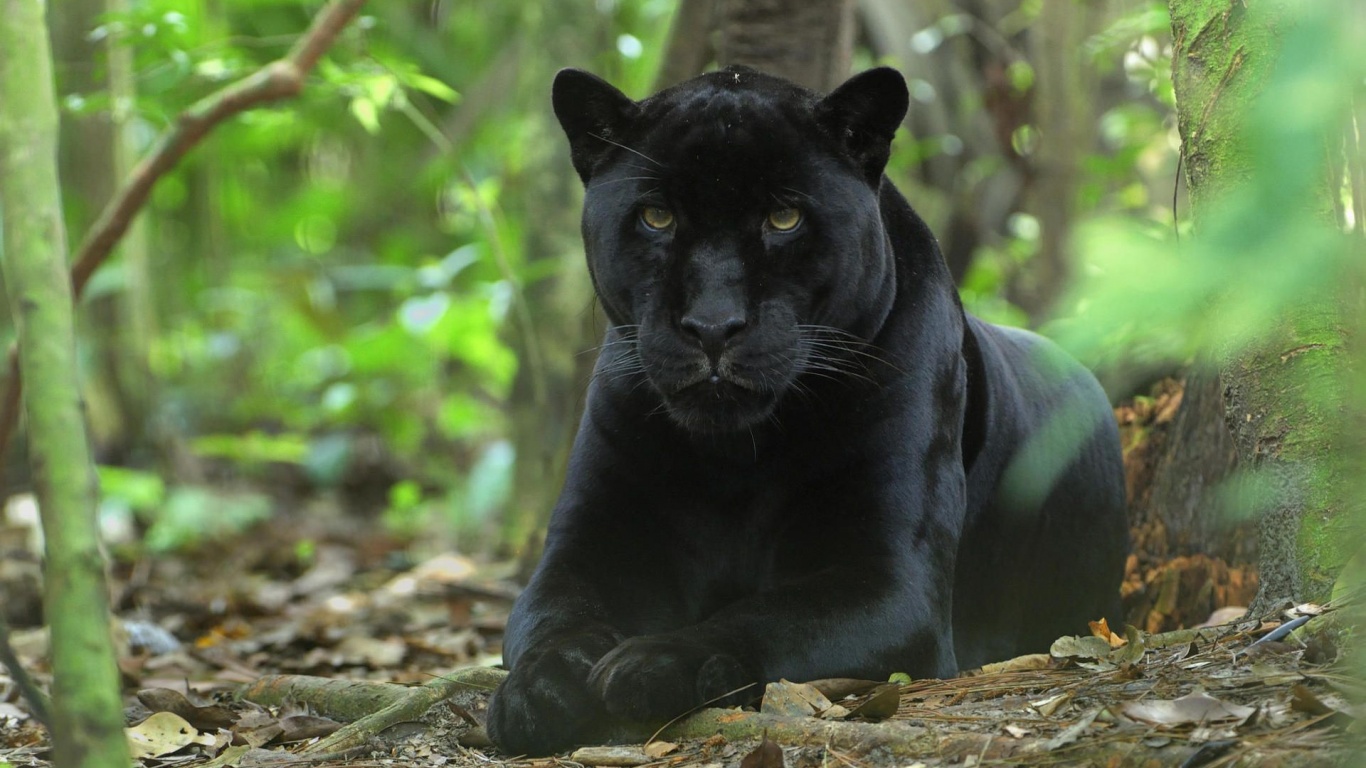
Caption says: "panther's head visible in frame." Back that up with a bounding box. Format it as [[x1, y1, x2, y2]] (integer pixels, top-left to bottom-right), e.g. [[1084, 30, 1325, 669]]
[[553, 66, 910, 434]]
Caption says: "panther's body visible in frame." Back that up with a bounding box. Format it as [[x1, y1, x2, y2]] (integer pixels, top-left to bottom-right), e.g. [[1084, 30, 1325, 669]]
[[485, 66, 1128, 756]]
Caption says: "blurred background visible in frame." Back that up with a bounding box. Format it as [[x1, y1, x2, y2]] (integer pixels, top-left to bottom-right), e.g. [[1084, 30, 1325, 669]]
[[2, 0, 1361, 641]]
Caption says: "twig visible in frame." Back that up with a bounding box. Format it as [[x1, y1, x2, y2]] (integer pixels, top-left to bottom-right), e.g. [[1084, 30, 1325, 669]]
[[0, 613, 51, 728], [0, 0, 370, 489]]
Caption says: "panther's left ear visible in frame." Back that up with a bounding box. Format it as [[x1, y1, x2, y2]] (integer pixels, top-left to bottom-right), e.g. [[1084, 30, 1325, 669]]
[[816, 68, 909, 183], [552, 68, 641, 183]]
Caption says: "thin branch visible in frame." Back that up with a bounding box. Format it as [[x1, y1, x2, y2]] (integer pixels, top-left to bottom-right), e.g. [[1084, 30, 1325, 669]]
[[0, 614, 50, 729], [0, 0, 369, 487]]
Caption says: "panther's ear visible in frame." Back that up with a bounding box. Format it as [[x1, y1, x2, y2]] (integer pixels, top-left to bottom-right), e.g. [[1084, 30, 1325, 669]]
[[552, 68, 641, 183], [816, 67, 909, 183]]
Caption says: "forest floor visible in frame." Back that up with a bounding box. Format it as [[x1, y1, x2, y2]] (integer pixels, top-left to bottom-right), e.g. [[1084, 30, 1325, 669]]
[[0, 381, 1360, 767]]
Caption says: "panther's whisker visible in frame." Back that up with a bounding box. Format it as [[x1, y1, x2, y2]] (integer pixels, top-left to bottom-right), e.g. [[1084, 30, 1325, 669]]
[[589, 133, 665, 168], [589, 176, 662, 190]]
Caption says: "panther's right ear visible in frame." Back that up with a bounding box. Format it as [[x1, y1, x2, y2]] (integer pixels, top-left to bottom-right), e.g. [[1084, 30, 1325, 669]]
[[816, 68, 909, 184], [552, 68, 640, 183]]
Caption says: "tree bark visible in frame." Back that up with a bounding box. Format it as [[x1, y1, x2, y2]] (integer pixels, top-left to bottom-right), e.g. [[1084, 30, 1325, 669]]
[[717, 0, 855, 91], [0, 0, 129, 764], [1168, 0, 1353, 610], [1013, 0, 1096, 319], [655, 0, 719, 90]]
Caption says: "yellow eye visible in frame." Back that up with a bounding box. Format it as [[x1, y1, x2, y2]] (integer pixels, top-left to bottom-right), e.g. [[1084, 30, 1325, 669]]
[[767, 207, 802, 232], [640, 206, 675, 230]]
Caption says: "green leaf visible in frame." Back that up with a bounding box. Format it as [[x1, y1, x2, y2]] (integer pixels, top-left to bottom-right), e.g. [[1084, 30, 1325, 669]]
[[98, 465, 166, 511], [349, 97, 380, 133], [404, 73, 459, 103]]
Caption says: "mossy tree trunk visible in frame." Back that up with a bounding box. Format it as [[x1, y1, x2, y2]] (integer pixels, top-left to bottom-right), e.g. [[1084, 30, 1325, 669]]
[[1168, 0, 1352, 610], [0, 0, 130, 764]]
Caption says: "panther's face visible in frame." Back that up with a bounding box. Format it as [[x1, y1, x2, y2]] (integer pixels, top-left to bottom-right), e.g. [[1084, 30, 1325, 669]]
[[554, 67, 910, 433]]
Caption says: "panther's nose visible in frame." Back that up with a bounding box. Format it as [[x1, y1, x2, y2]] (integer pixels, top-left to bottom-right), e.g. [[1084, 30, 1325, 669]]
[[680, 314, 747, 365]]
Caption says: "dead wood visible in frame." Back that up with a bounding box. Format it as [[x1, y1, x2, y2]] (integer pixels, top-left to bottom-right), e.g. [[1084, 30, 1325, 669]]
[[240, 666, 504, 754]]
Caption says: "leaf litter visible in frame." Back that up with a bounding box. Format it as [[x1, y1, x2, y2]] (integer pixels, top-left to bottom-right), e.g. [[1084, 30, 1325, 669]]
[[0, 507, 1359, 767]]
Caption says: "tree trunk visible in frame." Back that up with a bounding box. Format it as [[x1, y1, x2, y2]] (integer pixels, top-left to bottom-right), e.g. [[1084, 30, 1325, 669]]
[[1013, 0, 1096, 319], [1168, 0, 1353, 611], [655, 0, 719, 90], [0, 0, 129, 764], [717, 0, 855, 91], [505, 5, 610, 572]]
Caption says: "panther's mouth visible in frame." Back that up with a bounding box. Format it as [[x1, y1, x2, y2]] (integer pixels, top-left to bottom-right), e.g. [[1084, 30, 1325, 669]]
[[660, 374, 778, 433]]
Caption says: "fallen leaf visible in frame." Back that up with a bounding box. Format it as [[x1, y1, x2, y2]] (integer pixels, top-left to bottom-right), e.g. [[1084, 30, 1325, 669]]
[[126, 711, 216, 759], [1289, 683, 1354, 728], [137, 688, 238, 730], [569, 746, 650, 766], [1003, 724, 1031, 738], [805, 678, 882, 700], [334, 634, 406, 667], [1089, 618, 1125, 648], [1029, 691, 1073, 717], [276, 714, 341, 742], [1110, 626, 1145, 664], [760, 680, 832, 717], [1121, 691, 1255, 727], [1291, 603, 1325, 617], [232, 710, 285, 748], [1050, 635, 1114, 661], [818, 703, 850, 719], [739, 733, 784, 768], [1043, 708, 1099, 750], [643, 740, 678, 758], [199, 745, 251, 768], [847, 683, 900, 720], [973, 653, 1052, 676]]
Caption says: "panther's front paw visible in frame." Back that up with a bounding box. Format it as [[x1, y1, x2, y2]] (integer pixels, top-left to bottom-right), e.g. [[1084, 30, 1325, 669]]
[[588, 635, 754, 721], [486, 637, 615, 756]]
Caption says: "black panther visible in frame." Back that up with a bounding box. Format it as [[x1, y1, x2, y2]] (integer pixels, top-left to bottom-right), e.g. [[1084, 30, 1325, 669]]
[[485, 66, 1128, 755]]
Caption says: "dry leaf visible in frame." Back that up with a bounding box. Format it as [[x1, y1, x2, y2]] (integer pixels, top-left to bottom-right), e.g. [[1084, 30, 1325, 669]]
[[739, 734, 784, 768], [1042, 708, 1099, 750], [1110, 626, 1145, 664], [1050, 635, 1113, 661], [974, 653, 1052, 676], [1121, 691, 1255, 727], [276, 714, 342, 742], [198, 744, 251, 768], [1003, 724, 1031, 738], [1089, 618, 1125, 647], [569, 746, 650, 766], [137, 688, 237, 730], [643, 740, 679, 758], [760, 680, 832, 717], [818, 703, 850, 719], [805, 678, 882, 700], [1029, 691, 1073, 717], [847, 683, 900, 720], [126, 711, 216, 759]]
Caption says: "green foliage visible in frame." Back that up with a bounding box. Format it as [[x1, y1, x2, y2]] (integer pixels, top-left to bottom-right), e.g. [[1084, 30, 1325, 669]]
[[1054, 5, 1363, 370], [99, 463, 272, 553], [98, 464, 166, 513], [143, 487, 272, 552], [49, 0, 672, 549]]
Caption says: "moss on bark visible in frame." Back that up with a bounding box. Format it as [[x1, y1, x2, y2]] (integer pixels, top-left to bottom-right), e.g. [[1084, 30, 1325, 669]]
[[1169, 0, 1353, 608]]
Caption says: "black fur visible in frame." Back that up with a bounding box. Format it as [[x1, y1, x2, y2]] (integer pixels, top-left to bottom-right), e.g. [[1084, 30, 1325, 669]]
[[485, 67, 1128, 756]]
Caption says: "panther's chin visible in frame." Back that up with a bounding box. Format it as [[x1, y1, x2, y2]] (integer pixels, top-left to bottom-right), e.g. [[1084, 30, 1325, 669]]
[[662, 378, 778, 434]]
